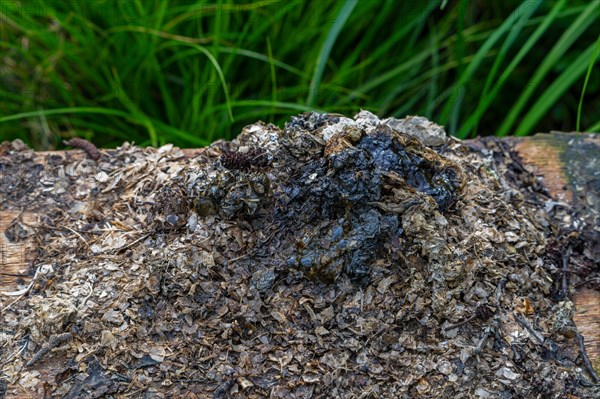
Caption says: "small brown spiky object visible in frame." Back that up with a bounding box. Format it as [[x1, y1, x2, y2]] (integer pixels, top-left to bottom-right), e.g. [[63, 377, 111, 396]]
[[219, 147, 270, 171]]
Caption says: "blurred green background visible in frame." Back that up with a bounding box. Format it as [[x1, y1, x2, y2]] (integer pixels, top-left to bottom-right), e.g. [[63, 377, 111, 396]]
[[0, 0, 598, 149]]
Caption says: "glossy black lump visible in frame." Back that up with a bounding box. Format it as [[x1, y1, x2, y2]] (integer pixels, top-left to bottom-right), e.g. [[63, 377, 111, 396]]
[[275, 123, 462, 282], [189, 115, 463, 283], [286, 210, 400, 282], [353, 128, 462, 211]]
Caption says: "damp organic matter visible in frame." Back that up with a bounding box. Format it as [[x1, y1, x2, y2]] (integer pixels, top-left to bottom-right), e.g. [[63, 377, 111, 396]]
[[0, 113, 598, 398]]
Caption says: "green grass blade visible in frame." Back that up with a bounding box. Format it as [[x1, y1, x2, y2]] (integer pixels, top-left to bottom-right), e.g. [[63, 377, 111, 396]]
[[585, 121, 600, 132], [0, 107, 208, 146], [0, 107, 136, 123], [439, 0, 544, 131], [481, 2, 541, 99], [341, 50, 431, 104], [576, 34, 600, 132], [496, 0, 599, 136], [218, 100, 325, 114], [457, 0, 566, 138], [306, 0, 358, 106], [515, 43, 596, 135], [1, 0, 596, 147], [266, 36, 277, 123], [106, 27, 233, 122]]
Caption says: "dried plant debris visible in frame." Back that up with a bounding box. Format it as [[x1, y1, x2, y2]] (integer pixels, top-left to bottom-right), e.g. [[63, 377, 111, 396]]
[[0, 112, 598, 398]]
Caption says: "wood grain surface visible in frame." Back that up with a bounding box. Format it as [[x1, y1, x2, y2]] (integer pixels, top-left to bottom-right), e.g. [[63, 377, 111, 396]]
[[513, 132, 599, 367]]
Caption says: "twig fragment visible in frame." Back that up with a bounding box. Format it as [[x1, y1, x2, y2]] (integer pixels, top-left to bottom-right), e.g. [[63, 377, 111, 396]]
[[444, 304, 494, 331], [0, 335, 30, 368], [111, 233, 151, 254], [576, 332, 600, 384], [561, 245, 573, 298], [26, 332, 73, 367], [1, 264, 42, 299], [513, 312, 545, 344], [474, 326, 492, 354]]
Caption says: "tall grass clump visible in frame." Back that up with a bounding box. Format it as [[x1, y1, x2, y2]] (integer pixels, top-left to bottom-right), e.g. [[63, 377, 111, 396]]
[[0, 0, 598, 149]]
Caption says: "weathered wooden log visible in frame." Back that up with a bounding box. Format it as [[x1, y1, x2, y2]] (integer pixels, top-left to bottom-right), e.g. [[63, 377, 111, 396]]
[[513, 132, 599, 373], [0, 122, 598, 398]]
